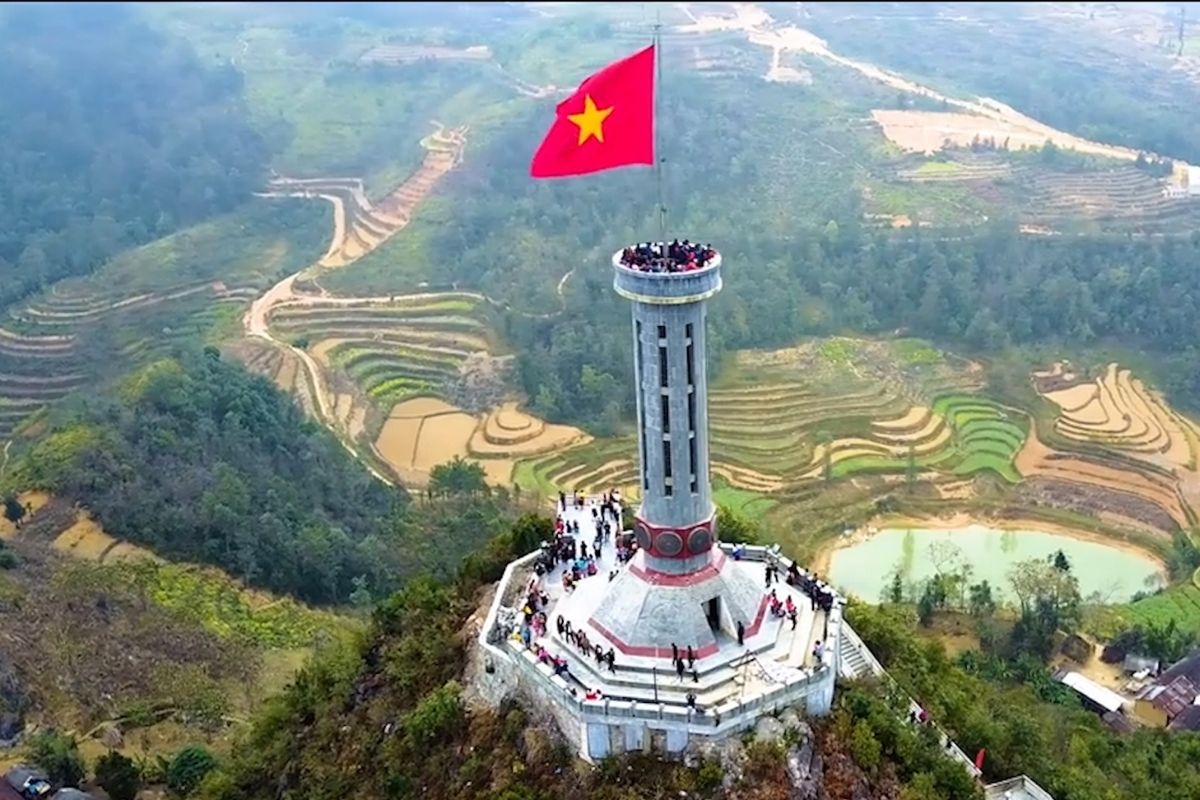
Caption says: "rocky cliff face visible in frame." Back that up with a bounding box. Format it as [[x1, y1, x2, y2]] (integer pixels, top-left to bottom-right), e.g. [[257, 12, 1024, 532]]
[[0, 653, 27, 746]]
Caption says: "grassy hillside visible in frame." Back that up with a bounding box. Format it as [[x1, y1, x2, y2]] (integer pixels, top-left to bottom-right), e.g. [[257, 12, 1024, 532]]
[[0, 496, 358, 762]]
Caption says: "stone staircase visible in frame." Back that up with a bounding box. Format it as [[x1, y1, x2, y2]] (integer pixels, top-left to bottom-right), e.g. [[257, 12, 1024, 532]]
[[534, 605, 829, 710], [838, 632, 872, 679]]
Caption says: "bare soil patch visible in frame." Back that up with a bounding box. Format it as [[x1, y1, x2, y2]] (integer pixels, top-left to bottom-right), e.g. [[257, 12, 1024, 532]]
[[469, 418, 586, 457], [1043, 383, 1099, 413], [0, 491, 49, 540], [871, 109, 1057, 154], [374, 416, 423, 470], [273, 353, 298, 392], [411, 412, 477, 472]]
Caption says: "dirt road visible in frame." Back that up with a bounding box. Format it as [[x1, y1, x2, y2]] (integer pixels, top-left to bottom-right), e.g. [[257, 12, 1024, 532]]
[[682, 3, 1192, 168]]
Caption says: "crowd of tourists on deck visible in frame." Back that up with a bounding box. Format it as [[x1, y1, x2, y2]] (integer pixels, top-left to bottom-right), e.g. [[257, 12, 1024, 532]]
[[510, 488, 842, 703], [620, 240, 717, 273], [536, 490, 626, 592], [557, 615, 616, 673], [515, 488, 627, 693], [761, 558, 836, 615]]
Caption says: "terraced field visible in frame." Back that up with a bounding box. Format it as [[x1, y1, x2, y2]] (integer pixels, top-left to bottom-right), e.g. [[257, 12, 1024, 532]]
[[270, 295, 489, 404], [511, 339, 1012, 504], [513, 437, 641, 502], [789, 394, 1026, 483], [1105, 582, 1200, 635], [373, 398, 590, 487], [1037, 362, 1198, 469], [1015, 361, 1200, 535], [238, 123, 606, 488], [885, 152, 1200, 233], [0, 202, 323, 443]]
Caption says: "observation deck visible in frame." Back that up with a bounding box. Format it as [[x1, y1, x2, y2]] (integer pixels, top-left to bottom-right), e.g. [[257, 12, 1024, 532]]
[[612, 246, 722, 306]]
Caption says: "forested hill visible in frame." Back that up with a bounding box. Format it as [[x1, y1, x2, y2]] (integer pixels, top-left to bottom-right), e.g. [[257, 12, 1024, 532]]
[[199, 518, 982, 800], [0, 4, 269, 307], [3, 352, 520, 604]]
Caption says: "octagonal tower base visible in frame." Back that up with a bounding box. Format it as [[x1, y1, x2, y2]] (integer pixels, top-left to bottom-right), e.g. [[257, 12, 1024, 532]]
[[588, 547, 767, 660]]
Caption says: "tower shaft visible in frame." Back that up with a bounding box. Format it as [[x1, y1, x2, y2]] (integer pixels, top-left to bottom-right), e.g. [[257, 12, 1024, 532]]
[[613, 246, 722, 576]]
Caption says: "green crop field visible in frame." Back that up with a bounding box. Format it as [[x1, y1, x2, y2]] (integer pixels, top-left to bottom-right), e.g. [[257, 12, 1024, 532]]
[[713, 482, 778, 523], [1110, 583, 1200, 634], [914, 160, 962, 175]]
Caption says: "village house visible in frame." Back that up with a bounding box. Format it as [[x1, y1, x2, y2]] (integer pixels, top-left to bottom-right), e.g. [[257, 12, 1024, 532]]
[[1132, 648, 1200, 731]]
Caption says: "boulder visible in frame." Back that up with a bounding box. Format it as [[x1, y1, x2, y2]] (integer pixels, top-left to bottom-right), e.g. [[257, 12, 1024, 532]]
[[98, 722, 123, 750], [715, 737, 746, 794], [0, 656, 26, 713], [779, 707, 802, 732], [0, 710, 22, 742], [787, 735, 822, 800], [754, 715, 785, 744]]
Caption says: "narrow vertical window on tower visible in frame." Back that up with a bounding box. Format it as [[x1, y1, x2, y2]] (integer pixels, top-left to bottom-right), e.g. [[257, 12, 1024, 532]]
[[636, 321, 648, 490], [688, 385, 698, 493], [663, 439, 673, 496], [661, 395, 670, 432], [658, 344, 669, 389], [689, 437, 698, 494], [685, 324, 695, 386]]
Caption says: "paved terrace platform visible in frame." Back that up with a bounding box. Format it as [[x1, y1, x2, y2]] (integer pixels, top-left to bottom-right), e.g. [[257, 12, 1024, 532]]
[[503, 500, 832, 713]]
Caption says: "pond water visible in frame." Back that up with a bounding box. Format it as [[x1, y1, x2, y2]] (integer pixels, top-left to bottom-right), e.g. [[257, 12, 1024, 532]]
[[827, 525, 1166, 604]]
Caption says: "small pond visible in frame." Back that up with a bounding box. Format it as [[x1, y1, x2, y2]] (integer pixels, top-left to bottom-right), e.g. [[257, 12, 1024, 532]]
[[827, 524, 1166, 604]]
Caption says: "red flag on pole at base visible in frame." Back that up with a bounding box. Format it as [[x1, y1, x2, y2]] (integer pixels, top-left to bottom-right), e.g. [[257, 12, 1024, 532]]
[[529, 45, 655, 179], [974, 748, 986, 771]]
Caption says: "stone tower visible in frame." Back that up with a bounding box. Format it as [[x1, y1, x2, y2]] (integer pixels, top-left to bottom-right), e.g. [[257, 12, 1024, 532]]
[[478, 242, 842, 763], [587, 246, 764, 658], [616, 249, 722, 573]]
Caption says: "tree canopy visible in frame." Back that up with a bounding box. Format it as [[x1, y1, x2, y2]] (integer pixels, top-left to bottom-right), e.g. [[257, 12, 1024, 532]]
[[850, 602, 1200, 800], [0, 4, 269, 307], [6, 350, 529, 604]]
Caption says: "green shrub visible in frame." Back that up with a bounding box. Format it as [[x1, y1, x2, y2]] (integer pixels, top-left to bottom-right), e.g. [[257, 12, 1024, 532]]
[[695, 760, 724, 793], [2, 495, 24, 524], [28, 731, 85, 787], [166, 745, 217, 797], [403, 682, 463, 748], [94, 752, 141, 800]]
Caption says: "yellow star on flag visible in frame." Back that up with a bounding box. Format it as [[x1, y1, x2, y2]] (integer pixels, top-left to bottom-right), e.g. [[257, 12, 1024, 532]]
[[567, 94, 614, 146]]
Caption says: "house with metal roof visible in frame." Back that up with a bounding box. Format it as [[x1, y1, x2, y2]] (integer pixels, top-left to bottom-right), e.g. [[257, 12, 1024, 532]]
[[1132, 647, 1200, 729], [984, 775, 1055, 800], [1056, 670, 1127, 715]]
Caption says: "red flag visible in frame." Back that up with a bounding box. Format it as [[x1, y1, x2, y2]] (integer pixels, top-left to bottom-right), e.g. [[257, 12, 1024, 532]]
[[529, 45, 655, 179]]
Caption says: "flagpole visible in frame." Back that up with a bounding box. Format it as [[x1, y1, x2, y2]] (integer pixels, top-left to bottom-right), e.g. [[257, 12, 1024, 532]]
[[654, 9, 667, 247]]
